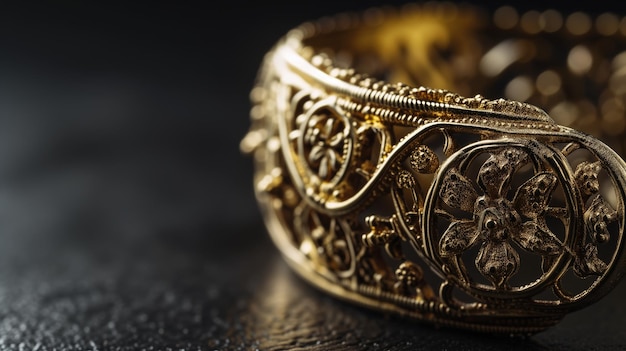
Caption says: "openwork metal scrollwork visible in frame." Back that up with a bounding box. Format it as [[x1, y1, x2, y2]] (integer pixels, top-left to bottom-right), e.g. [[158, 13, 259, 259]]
[[242, 3, 626, 334]]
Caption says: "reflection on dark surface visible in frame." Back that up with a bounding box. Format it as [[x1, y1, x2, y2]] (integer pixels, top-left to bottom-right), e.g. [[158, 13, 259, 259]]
[[0, 207, 624, 349], [226, 236, 626, 351]]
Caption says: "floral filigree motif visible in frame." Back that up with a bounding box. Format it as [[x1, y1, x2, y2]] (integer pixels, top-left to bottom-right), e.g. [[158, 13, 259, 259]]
[[363, 214, 404, 260], [296, 207, 356, 278], [304, 112, 348, 180], [438, 148, 563, 289], [575, 194, 618, 276], [575, 161, 601, 196], [396, 169, 416, 189], [571, 160, 619, 277], [394, 261, 436, 300], [410, 145, 439, 173]]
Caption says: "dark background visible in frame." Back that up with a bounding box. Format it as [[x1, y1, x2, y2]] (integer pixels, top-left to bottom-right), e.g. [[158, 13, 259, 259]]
[[1, 1, 626, 350]]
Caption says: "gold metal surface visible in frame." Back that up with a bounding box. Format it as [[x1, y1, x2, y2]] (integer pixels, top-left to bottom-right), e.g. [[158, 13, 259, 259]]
[[242, 2, 626, 334]]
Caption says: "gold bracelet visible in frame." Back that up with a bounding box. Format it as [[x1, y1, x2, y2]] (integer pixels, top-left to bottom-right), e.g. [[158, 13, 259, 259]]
[[241, 2, 626, 334]]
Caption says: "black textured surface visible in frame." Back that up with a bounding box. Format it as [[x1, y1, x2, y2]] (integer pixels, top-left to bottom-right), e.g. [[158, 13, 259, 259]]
[[1, 1, 626, 350]]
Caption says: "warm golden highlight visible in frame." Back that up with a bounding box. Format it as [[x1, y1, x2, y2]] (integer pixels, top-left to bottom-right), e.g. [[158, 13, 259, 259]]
[[242, 3, 626, 334]]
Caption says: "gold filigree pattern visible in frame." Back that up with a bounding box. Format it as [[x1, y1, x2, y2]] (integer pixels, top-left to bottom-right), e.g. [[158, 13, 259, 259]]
[[302, 110, 349, 180], [243, 2, 626, 334], [438, 148, 563, 290]]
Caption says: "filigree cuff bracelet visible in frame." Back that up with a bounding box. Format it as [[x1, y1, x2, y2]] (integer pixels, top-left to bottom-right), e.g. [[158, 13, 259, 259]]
[[241, 3, 626, 334]]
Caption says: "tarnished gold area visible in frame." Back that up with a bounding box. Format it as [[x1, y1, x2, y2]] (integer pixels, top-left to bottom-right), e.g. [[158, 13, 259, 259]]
[[242, 3, 626, 334]]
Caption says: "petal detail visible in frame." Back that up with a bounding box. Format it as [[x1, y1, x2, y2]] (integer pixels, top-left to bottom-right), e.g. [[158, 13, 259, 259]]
[[439, 169, 478, 212], [513, 172, 557, 219], [478, 155, 512, 198], [514, 221, 562, 255], [318, 155, 331, 179], [309, 145, 325, 163], [477, 148, 528, 198], [476, 241, 519, 289], [573, 243, 607, 277], [439, 221, 479, 257], [574, 161, 601, 196], [328, 130, 345, 147], [322, 117, 335, 138], [585, 194, 618, 244], [326, 149, 338, 170]]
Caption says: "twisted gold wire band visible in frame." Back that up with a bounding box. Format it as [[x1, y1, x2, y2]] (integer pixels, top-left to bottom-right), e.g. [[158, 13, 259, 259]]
[[241, 3, 626, 334]]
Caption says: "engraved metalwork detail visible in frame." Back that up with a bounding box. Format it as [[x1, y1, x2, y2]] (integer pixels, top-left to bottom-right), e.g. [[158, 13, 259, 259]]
[[301, 109, 350, 181], [394, 261, 436, 300], [242, 2, 626, 334], [295, 205, 358, 280], [575, 194, 618, 277], [575, 161, 601, 196], [410, 145, 439, 174], [437, 148, 563, 290]]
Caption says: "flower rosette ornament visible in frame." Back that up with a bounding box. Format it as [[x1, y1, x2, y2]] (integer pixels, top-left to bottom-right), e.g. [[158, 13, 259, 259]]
[[422, 139, 582, 300]]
